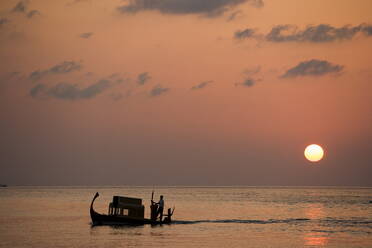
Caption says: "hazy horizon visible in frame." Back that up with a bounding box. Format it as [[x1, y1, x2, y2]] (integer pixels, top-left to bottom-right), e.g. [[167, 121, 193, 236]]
[[3, 184, 372, 188]]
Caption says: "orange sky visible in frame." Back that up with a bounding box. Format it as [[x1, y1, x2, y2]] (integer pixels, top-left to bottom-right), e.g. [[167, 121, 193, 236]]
[[0, 0, 371, 186]]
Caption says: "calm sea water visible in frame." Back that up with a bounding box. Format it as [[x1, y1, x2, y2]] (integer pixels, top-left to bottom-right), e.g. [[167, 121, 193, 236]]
[[0, 186, 371, 248]]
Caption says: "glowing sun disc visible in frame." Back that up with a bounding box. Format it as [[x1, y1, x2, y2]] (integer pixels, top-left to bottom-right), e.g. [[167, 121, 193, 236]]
[[304, 144, 324, 162]]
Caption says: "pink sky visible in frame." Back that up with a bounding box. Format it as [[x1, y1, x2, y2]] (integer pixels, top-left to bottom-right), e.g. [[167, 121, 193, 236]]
[[0, 0, 371, 186]]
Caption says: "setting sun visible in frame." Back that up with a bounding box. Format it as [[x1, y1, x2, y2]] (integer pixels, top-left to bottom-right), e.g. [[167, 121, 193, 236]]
[[304, 144, 324, 162]]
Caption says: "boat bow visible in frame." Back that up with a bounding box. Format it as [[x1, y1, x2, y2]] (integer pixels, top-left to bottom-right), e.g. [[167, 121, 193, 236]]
[[90, 192, 101, 221]]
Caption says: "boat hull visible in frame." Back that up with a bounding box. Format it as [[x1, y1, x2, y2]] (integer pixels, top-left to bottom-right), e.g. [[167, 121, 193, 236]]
[[90, 192, 171, 226], [91, 208, 154, 226]]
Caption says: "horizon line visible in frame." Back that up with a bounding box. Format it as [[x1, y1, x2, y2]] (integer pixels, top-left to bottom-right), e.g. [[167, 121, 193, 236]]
[[2, 185, 372, 188]]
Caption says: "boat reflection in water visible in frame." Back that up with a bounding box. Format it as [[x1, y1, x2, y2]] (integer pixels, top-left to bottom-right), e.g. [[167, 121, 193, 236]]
[[90, 192, 174, 226]]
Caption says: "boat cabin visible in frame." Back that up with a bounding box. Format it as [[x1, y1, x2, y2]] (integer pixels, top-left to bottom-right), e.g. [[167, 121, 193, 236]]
[[90, 192, 174, 225], [108, 195, 145, 219]]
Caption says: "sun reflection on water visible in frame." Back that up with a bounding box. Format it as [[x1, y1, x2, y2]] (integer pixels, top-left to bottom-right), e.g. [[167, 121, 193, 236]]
[[304, 233, 329, 246], [304, 204, 329, 247], [305, 204, 325, 220]]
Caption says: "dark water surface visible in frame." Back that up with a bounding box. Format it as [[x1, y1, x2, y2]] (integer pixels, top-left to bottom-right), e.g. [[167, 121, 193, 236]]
[[0, 187, 371, 247]]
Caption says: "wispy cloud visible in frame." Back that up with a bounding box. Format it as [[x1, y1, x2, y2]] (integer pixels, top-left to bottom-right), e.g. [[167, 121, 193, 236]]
[[227, 10, 243, 21], [150, 85, 169, 96], [79, 32, 93, 39], [117, 0, 263, 17], [0, 18, 9, 28], [235, 24, 372, 42], [235, 78, 255, 87], [12, 1, 41, 19], [12, 0, 28, 13], [137, 72, 151, 85], [26, 10, 40, 18], [30, 79, 112, 100], [266, 24, 368, 43], [191, 80, 213, 90], [29, 61, 83, 80], [249, 0, 264, 8], [234, 28, 255, 39], [281, 59, 343, 78], [30, 83, 46, 98], [362, 25, 372, 36]]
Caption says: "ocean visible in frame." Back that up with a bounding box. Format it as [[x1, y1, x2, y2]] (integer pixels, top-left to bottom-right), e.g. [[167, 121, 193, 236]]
[[0, 186, 371, 248]]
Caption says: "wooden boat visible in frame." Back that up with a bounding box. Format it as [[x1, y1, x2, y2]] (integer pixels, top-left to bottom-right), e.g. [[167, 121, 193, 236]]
[[90, 192, 174, 226]]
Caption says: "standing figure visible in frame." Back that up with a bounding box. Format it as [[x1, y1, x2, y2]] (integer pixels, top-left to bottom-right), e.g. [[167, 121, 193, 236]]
[[150, 197, 158, 221], [156, 195, 164, 222]]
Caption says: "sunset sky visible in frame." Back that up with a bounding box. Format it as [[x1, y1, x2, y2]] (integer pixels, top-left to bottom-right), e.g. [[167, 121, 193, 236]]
[[0, 0, 371, 186]]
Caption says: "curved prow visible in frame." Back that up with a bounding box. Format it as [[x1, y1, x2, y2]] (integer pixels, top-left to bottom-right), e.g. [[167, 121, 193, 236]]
[[171, 206, 175, 215], [90, 192, 100, 214]]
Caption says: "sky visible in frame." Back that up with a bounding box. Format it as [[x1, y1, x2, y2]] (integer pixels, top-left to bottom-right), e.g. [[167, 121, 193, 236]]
[[0, 0, 371, 186]]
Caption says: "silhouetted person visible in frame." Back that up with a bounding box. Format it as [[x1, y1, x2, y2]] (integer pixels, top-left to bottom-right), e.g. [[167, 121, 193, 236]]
[[163, 208, 174, 223], [150, 197, 158, 221], [156, 195, 164, 221]]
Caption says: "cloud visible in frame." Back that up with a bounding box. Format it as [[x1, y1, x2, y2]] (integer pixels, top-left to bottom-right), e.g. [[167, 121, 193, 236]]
[[281, 59, 343, 78], [30, 79, 112, 100], [150, 85, 169, 96], [107, 73, 127, 84], [29, 83, 46, 98], [137, 72, 151, 85], [79, 32, 93, 39], [29, 61, 83, 80], [249, 0, 264, 8], [191, 80, 213, 90], [362, 25, 372, 36], [27, 10, 40, 18], [77, 80, 112, 99], [227, 10, 243, 21], [12, 0, 28, 13], [234, 28, 255, 39], [235, 78, 255, 87], [11, 1, 41, 19], [266, 24, 372, 43], [0, 18, 9, 28], [235, 24, 372, 43], [117, 0, 262, 17]]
